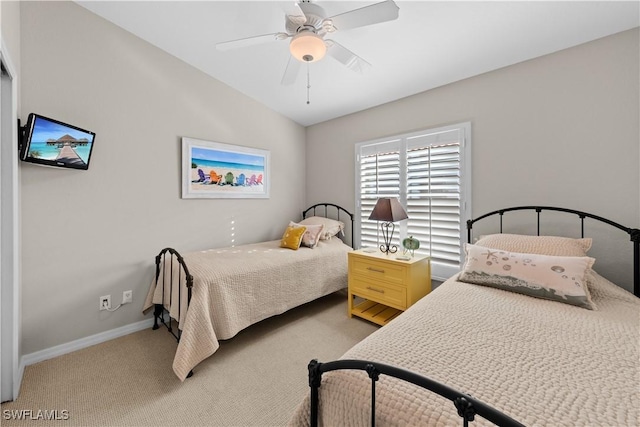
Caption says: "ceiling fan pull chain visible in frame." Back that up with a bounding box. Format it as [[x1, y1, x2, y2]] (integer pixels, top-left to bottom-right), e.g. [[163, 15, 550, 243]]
[[306, 63, 311, 105]]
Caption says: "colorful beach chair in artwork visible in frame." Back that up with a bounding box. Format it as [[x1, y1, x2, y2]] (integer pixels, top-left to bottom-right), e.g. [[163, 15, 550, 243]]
[[256, 174, 263, 185], [247, 174, 257, 186], [224, 172, 234, 185], [209, 170, 223, 185], [236, 173, 246, 186], [192, 169, 207, 183]]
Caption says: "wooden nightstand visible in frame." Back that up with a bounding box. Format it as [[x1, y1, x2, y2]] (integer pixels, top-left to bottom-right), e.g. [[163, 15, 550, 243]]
[[348, 249, 431, 326]]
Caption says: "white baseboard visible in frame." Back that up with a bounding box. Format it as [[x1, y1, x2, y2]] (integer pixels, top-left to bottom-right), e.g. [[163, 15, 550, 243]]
[[20, 318, 154, 368]]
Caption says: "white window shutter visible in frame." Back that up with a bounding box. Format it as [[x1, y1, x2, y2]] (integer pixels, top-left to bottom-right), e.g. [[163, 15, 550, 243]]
[[407, 142, 461, 270], [356, 124, 471, 280], [359, 148, 401, 249]]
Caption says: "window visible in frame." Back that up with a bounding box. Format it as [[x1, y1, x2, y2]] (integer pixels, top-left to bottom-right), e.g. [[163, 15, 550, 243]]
[[355, 123, 471, 280]]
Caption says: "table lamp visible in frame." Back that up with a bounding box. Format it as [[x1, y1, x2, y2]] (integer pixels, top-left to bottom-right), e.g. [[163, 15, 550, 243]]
[[368, 197, 408, 254]]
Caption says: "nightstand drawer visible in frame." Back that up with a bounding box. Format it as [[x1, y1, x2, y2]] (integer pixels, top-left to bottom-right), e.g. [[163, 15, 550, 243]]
[[350, 278, 406, 309], [351, 257, 405, 286]]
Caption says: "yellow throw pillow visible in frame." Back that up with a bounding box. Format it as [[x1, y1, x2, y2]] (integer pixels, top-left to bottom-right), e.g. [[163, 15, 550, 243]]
[[280, 225, 307, 250]]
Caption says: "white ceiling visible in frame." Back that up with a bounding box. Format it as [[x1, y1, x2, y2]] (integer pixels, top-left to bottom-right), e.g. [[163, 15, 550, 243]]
[[76, 1, 639, 127]]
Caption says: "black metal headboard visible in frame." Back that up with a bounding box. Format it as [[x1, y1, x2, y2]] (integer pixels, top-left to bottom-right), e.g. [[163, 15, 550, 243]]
[[466, 206, 640, 297], [302, 203, 354, 248]]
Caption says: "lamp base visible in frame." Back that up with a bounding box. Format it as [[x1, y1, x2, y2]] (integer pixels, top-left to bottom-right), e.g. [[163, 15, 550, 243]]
[[379, 244, 399, 254], [379, 222, 398, 254]]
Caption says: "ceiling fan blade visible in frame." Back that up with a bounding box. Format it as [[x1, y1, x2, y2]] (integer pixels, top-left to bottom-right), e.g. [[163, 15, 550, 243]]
[[285, 2, 307, 27], [216, 32, 289, 51], [326, 0, 399, 31], [325, 40, 372, 74], [281, 56, 302, 85]]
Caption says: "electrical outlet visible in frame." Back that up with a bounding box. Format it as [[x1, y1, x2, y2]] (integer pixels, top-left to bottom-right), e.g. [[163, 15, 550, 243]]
[[99, 295, 111, 311], [122, 290, 132, 304]]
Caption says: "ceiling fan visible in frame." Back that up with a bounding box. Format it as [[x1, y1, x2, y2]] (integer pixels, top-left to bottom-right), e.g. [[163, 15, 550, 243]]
[[216, 0, 400, 85]]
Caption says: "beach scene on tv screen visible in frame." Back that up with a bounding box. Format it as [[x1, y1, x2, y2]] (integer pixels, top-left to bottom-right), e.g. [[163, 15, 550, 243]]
[[27, 116, 94, 167]]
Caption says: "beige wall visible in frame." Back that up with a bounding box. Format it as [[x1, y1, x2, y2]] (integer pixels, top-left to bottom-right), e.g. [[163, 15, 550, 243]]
[[20, 1, 306, 354], [306, 28, 640, 292]]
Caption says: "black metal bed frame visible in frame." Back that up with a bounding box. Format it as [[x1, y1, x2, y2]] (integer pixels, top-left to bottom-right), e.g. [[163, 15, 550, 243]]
[[308, 205, 639, 426], [151, 248, 194, 340], [466, 206, 639, 297], [308, 359, 524, 427], [151, 247, 196, 377], [151, 203, 354, 377], [302, 202, 355, 248]]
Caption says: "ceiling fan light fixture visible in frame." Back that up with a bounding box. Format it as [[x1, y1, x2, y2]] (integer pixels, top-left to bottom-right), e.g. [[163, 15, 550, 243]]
[[289, 32, 326, 63]]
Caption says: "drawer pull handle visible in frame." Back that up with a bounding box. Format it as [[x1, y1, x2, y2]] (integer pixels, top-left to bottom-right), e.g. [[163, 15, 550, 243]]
[[367, 267, 385, 273], [366, 286, 385, 294]]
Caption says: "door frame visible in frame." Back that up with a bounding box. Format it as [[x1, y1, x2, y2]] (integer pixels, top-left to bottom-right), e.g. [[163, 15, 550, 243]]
[[1, 36, 22, 402]]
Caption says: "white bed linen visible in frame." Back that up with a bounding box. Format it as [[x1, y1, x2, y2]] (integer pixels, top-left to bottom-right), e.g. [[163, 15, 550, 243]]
[[144, 238, 351, 380], [289, 270, 640, 426]]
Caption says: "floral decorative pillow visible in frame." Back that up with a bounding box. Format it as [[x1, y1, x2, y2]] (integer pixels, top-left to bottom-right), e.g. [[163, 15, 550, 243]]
[[289, 221, 324, 249], [459, 244, 597, 310]]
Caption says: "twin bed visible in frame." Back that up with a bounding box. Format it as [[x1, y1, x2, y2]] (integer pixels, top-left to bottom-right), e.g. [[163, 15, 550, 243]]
[[143, 203, 354, 380], [292, 206, 640, 426], [294, 267, 638, 426], [145, 203, 639, 426]]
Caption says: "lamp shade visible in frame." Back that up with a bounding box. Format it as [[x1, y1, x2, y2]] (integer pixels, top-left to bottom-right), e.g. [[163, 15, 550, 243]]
[[289, 32, 326, 63], [368, 198, 408, 222]]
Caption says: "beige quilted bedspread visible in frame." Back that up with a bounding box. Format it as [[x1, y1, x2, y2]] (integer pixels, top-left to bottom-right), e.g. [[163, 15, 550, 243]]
[[289, 270, 640, 426], [144, 238, 351, 381]]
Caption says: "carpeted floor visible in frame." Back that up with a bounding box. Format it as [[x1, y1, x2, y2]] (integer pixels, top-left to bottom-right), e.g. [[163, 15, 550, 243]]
[[1, 290, 378, 427]]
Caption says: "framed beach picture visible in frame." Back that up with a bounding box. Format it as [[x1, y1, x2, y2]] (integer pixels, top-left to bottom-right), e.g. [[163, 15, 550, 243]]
[[182, 137, 270, 199]]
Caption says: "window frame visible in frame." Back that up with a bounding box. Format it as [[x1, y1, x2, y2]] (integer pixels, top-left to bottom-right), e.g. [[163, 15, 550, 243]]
[[354, 122, 472, 281]]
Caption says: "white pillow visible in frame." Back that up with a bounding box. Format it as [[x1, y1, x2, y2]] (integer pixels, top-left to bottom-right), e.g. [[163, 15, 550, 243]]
[[459, 243, 597, 310], [475, 234, 592, 257], [289, 221, 324, 249], [298, 216, 344, 240]]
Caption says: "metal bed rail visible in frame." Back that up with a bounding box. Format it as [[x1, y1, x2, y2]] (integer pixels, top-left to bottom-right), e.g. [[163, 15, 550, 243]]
[[308, 359, 524, 427], [152, 247, 193, 341], [303, 203, 354, 249]]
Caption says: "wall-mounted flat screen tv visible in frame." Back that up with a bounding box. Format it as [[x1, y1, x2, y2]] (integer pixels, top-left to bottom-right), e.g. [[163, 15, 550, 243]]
[[20, 113, 96, 170]]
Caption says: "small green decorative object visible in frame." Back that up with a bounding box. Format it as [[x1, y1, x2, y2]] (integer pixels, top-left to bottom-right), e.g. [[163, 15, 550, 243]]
[[402, 236, 420, 257]]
